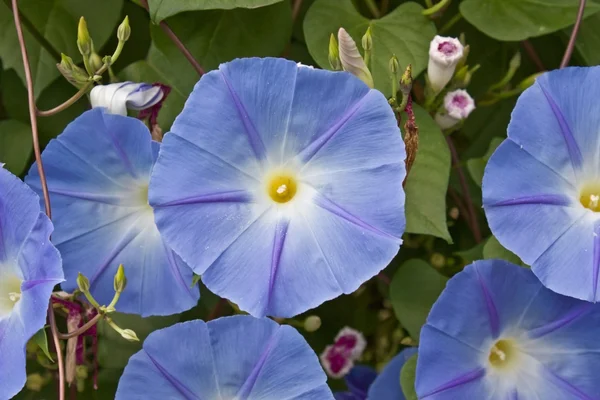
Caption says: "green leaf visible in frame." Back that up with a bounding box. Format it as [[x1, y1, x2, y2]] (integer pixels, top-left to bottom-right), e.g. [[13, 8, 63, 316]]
[[0, 119, 32, 176], [303, 0, 435, 96], [32, 327, 53, 362], [573, 13, 600, 65], [150, 1, 292, 72], [404, 105, 452, 242], [483, 236, 524, 266], [390, 259, 448, 340], [460, 0, 600, 41], [400, 354, 419, 400], [0, 0, 124, 97], [148, 0, 284, 23], [98, 312, 179, 369], [120, 44, 194, 130], [466, 137, 504, 187]]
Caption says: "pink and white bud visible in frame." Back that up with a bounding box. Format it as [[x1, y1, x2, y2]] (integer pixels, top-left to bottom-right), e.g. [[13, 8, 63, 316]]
[[435, 89, 475, 129], [90, 82, 164, 116], [337, 28, 374, 88], [320, 345, 354, 379], [427, 36, 464, 93], [333, 326, 367, 360]]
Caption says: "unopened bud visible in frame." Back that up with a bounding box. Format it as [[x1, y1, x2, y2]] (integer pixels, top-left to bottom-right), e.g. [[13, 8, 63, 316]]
[[89, 53, 103, 74], [76, 273, 90, 293], [509, 51, 521, 71], [57, 54, 89, 88], [389, 55, 399, 76], [114, 264, 127, 293], [77, 17, 93, 56], [361, 26, 372, 52], [400, 64, 413, 96], [120, 329, 140, 342], [328, 33, 341, 70], [117, 16, 131, 42], [303, 316, 321, 332], [427, 35, 464, 93], [517, 73, 542, 91], [337, 28, 374, 88], [430, 253, 446, 269], [26, 373, 45, 392]]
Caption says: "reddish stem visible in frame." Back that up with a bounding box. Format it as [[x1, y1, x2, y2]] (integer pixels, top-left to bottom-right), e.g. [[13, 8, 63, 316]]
[[561, 0, 587, 68], [521, 41, 545, 72]]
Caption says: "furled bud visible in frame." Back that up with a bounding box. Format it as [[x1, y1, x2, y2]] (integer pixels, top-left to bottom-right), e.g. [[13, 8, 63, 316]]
[[120, 329, 140, 342], [337, 28, 374, 88], [77, 17, 93, 56], [76, 272, 90, 293], [427, 35, 464, 93], [400, 64, 413, 96], [117, 16, 131, 42], [90, 82, 164, 116], [328, 33, 341, 71], [89, 52, 103, 74], [361, 26, 373, 52], [56, 53, 89, 88], [434, 89, 475, 129], [517, 72, 543, 91], [114, 264, 127, 293], [303, 316, 322, 332], [389, 55, 399, 75]]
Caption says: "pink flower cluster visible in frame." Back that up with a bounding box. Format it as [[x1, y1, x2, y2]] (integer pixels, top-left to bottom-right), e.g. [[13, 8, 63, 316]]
[[319, 327, 366, 378]]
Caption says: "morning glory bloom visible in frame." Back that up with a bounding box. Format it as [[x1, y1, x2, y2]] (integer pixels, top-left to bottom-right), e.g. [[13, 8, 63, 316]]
[[0, 167, 63, 398], [434, 89, 475, 130], [427, 36, 464, 93], [416, 259, 600, 399], [483, 67, 600, 302], [90, 82, 164, 116], [116, 315, 334, 399], [149, 57, 405, 318], [26, 109, 199, 316], [335, 347, 417, 400]]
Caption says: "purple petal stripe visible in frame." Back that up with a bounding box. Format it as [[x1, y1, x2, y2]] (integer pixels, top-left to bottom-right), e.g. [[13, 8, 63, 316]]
[[297, 92, 372, 165], [154, 190, 253, 208], [312, 193, 400, 241], [538, 82, 583, 169], [47, 188, 126, 206], [145, 352, 198, 400], [593, 220, 600, 299], [420, 368, 486, 399], [488, 194, 572, 207], [219, 69, 267, 161], [527, 303, 592, 339], [267, 218, 290, 313], [234, 330, 281, 399], [474, 265, 500, 338]]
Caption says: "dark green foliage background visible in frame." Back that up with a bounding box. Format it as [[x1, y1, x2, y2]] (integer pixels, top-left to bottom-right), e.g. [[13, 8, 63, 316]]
[[0, 0, 598, 398]]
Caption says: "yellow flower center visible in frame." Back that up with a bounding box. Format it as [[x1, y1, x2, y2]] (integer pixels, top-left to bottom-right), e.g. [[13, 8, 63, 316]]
[[488, 339, 517, 370], [267, 174, 298, 203], [0, 272, 22, 317], [580, 183, 600, 212]]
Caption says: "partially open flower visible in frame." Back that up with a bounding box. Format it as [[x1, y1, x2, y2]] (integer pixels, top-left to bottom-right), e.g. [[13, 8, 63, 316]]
[[90, 82, 164, 116], [434, 89, 475, 129], [427, 36, 464, 93]]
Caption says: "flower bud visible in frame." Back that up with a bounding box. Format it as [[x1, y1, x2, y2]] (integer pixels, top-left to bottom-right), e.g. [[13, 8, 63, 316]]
[[117, 16, 131, 42], [434, 89, 475, 130], [114, 264, 127, 293], [361, 26, 373, 52], [56, 53, 89, 88], [328, 33, 341, 71], [26, 374, 45, 392], [517, 72, 542, 91], [400, 64, 413, 96], [89, 52, 103, 74], [389, 55, 399, 76], [303, 315, 321, 332], [77, 17, 93, 57], [90, 82, 164, 116], [120, 329, 140, 342], [427, 35, 464, 93], [337, 28, 374, 88], [76, 272, 90, 293]]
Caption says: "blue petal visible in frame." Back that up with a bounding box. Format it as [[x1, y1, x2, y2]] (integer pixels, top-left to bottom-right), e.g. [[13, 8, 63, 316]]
[[150, 57, 404, 318], [345, 365, 377, 397], [116, 316, 334, 399], [0, 168, 63, 399], [26, 109, 198, 316], [367, 347, 417, 400]]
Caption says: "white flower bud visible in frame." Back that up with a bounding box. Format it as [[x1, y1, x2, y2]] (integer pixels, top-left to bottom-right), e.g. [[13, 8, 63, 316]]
[[434, 89, 475, 129], [337, 28, 374, 88], [90, 82, 164, 116], [427, 35, 464, 93]]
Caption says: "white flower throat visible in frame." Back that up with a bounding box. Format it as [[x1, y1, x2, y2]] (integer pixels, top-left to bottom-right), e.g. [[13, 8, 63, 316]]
[[0, 270, 23, 318]]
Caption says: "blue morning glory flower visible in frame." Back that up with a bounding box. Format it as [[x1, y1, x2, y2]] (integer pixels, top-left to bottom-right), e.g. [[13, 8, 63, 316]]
[[416, 259, 600, 399], [115, 315, 334, 399], [149, 57, 406, 318], [26, 108, 199, 317], [335, 347, 417, 400], [0, 167, 63, 398], [483, 67, 600, 302]]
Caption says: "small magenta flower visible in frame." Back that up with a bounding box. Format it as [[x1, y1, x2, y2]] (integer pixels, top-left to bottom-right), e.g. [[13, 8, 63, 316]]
[[321, 327, 366, 378], [90, 82, 164, 116], [434, 89, 475, 129], [26, 109, 199, 317], [0, 168, 63, 398], [416, 259, 600, 399], [335, 347, 417, 400], [149, 57, 405, 318], [483, 67, 600, 302], [115, 316, 334, 399], [427, 36, 464, 93]]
